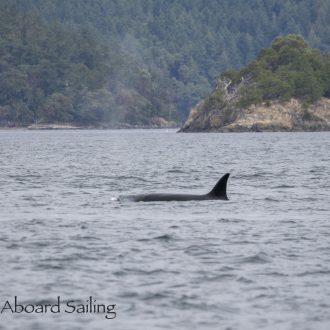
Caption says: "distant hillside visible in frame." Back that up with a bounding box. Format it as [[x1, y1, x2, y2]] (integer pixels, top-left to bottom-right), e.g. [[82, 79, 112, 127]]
[[1, 0, 330, 126], [0, 6, 112, 126], [180, 35, 330, 132]]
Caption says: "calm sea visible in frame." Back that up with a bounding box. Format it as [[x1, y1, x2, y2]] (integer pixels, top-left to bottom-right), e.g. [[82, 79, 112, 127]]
[[0, 129, 329, 330]]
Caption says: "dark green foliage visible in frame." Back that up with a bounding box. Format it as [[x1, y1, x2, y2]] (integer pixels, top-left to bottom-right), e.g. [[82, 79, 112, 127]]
[[1, 0, 330, 125], [238, 85, 262, 108], [39, 0, 330, 119], [224, 35, 330, 107], [203, 90, 226, 111], [0, 4, 112, 125]]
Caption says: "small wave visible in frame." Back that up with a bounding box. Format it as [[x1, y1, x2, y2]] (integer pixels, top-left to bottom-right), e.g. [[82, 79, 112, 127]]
[[185, 245, 218, 256], [9, 174, 42, 180], [153, 234, 174, 241], [264, 197, 280, 202], [6, 243, 20, 249], [0, 236, 8, 242], [22, 196, 37, 201], [237, 276, 254, 283], [236, 172, 267, 179], [267, 272, 288, 277], [297, 269, 330, 277], [138, 234, 176, 242], [28, 219, 45, 225], [119, 291, 139, 298], [116, 175, 148, 182], [34, 263, 64, 270], [204, 273, 236, 281], [280, 220, 297, 224], [113, 268, 179, 276], [167, 169, 185, 173], [239, 252, 271, 264], [72, 235, 101, 241], [274, 184, 296, 188], [30, 241, 50, 247], [217, 218, 242, 223], [141, 292, 169, 301], [31, 203, 48, 207]]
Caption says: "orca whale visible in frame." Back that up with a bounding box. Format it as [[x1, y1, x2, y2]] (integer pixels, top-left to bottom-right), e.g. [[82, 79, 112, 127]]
[[122, 173, 230, 202]]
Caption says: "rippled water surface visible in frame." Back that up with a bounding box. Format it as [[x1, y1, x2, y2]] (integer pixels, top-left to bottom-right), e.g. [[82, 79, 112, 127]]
[[0, 129, 330, 330]]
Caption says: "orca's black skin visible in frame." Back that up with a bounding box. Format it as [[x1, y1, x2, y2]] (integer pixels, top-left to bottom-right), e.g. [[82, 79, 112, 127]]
[[123, 173, 230, 202]]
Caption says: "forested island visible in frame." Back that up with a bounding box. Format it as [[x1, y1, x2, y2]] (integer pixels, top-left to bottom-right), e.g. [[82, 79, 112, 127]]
[[0, 0, 329, 129], [181, 35, 330, 132]]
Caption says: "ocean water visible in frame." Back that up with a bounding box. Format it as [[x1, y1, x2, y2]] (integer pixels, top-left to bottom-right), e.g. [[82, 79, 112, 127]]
[[0, 129, 329, 330]]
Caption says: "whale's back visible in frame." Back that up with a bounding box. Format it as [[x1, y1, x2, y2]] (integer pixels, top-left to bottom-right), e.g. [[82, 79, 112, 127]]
[[119, 173, 230, 202]]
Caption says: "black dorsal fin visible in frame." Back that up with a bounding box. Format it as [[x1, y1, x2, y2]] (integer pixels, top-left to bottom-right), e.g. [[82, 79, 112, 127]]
[[208, 173, 230, 199]]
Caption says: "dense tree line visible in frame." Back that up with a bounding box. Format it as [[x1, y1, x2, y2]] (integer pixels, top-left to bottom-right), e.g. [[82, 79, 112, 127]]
[[0, 0, 329, 125], [220, 35, 330, 107], [0, 5, 114, 125], [198, 34, 330, 121], [0, 2, 178, 126]]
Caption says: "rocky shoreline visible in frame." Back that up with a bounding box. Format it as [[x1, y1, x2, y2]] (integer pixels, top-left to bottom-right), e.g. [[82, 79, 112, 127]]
[[0, 116, 179, 130], [27, 124, 81, 130], [0, 122, 179, 131], [180, 98, 330, 133]]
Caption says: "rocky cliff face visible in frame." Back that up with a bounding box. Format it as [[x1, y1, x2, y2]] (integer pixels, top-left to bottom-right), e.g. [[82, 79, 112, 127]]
[[180, 97, 330, 132]]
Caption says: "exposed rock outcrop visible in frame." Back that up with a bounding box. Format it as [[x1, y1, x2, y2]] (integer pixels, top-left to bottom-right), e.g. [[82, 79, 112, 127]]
[[27, 124, 81, 130], [180, 97, 330, 132], [180, 35, 330, 132]]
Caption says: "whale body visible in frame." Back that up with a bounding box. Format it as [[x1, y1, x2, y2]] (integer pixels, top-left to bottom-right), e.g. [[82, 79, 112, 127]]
[[122, 173, 230, 202]]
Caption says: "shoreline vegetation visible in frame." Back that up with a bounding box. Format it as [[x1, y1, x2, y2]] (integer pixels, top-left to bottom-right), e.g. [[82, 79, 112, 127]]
[[180, 35, 330, 132], [0, 1, 329, 132], [0, 122, 179, 130]]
